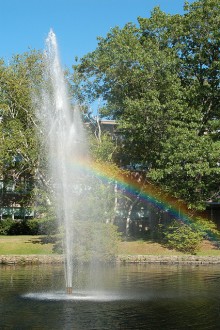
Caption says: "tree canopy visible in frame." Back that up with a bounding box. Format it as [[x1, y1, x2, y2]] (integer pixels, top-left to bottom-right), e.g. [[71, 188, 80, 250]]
[[72, 0, 220, 210], [0, 0, 219, 213]]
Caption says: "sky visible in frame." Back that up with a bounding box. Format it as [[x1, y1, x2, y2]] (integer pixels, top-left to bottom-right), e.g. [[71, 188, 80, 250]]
[[1, 0, 194, 69]]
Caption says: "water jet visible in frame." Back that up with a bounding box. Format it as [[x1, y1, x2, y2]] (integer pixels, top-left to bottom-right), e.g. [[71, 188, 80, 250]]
[[37, 29, 90, 293]]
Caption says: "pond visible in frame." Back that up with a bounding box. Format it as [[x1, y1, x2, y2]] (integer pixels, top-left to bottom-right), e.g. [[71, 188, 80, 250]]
[[0, 263, 220, 329]]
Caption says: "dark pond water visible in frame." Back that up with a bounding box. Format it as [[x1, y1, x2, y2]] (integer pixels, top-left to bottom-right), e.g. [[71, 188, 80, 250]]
[[0, 263, 220, 329]]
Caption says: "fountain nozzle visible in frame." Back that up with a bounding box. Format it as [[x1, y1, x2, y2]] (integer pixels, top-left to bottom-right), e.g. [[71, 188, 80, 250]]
[[66, 287, 73, 294]]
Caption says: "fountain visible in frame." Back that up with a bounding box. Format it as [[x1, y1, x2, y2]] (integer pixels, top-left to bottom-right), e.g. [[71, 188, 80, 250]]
[[2, 29, 220, 330], [37, 30, 89, 294]]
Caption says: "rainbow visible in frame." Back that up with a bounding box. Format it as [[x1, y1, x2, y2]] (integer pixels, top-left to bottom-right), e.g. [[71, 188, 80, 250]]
[[68, 158, 219, 241], [98, 162, 220, 241], [71, 158, 193, 222]]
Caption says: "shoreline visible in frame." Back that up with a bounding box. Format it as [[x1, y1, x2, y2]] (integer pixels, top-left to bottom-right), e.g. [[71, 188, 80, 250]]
[[1, 254, 220, 265]]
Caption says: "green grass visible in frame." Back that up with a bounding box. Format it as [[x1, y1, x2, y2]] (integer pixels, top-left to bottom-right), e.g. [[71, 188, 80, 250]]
[[0, 236, 55, 255], [118, 239, 220, 256], [0, 235, 220, 256]]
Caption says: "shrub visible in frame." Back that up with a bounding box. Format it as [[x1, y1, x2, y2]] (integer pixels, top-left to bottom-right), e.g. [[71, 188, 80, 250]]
[[8, 219, 40, 235], [0, 219, 14, 235], [8, 220, 29, 235], [37, 217, 58, 235], [27, 219, 40, 234], [163, 220, 203, 254], [0, 217, 57, 236], [54, 221, 121, 262], [191, 216, 220, 242]]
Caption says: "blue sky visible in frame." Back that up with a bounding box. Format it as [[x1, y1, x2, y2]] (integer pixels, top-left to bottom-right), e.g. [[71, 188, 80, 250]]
[[1, 0, 194, 69]]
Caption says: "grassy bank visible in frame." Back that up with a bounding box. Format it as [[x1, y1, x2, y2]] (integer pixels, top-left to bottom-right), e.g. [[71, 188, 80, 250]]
[[0, 236, 54, 255], [0, 235, 220, 256], [119, 240, 220, 256]]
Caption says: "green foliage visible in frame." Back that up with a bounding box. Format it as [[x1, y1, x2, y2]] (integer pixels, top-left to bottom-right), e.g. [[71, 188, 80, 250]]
[[0, 217, 57, 236], [191, 216, 220, 241], [0, 51, 44, 170], [0, 0, 220, 231], [149, 129, 220, 209], [0, 50, 45, 211], [54, 221, 121, 262], [180, 0, 220, 134], [161, 214, 220, 255], [6, 219, 38, 235], [162, 220, 203, 254], [0, 219, 39, 235], [72, 0, 220, 210], [73, 23, 184, 166], [88, 131, 117, 163], [37, 217, 58, 235], [0, 219, 14, 235]]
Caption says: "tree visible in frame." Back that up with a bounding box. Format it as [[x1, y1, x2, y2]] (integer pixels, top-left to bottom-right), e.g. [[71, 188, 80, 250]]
[[72, 23, 185, 166], [139, 0, 220, 208], [0, 51, 45, 211], [138, 0, 220, 135], [179, 0, 220, 136], [72, 0, 220, 210]]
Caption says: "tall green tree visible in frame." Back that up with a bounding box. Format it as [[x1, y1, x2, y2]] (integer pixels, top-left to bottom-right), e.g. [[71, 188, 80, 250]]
[[0, 51, 44, 208], [180, 0, 220, 136], [72, 0, 220, 210], [72, 23, 185, 166], [138, 0, 220, 208]]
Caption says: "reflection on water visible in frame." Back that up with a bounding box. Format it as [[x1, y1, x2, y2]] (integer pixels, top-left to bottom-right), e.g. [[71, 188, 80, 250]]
[[0, 263, 220, 329]]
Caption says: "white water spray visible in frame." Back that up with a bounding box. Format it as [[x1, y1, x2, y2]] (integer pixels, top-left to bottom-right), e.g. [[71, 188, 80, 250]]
[[38, 30, 89, 292]]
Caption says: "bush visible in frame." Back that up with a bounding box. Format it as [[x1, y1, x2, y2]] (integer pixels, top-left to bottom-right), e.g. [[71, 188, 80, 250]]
[[37, 217, 58, 235], [191, 216, 220, 242], [54, 221, 121, 262], [8, 219, 39, 235], [0, 217, 57, 236], [27, 219, 40, 234], [0, 219, 14, 235], [163, 220, 203, 254]]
